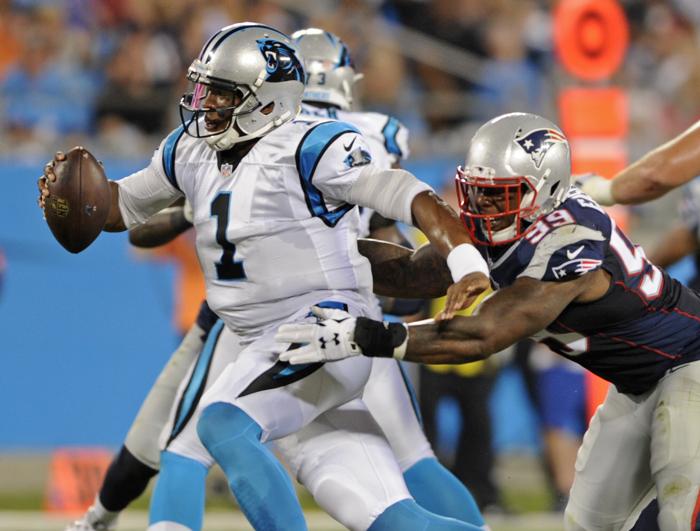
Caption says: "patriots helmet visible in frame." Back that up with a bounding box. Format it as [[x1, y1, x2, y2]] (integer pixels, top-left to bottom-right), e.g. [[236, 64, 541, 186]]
[[291, 28, 363, 111], [456, 112, 571, 245], [179, 23, 305, 151]]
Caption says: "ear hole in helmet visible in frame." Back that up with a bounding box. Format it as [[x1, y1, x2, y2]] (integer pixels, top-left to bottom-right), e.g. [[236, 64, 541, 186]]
[[261, 102, 275, 115], [549, 181, 560, 196]]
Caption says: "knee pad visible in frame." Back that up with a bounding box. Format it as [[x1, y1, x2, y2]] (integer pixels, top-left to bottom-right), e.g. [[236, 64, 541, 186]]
[[197, 402, 261, 451]]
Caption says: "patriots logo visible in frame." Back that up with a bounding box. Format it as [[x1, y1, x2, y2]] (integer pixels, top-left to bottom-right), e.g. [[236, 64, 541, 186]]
[[552, 258, 602, 279], [514, 128, 567, 169]]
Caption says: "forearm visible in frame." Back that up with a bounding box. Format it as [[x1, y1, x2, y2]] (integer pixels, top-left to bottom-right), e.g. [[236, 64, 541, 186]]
[[357, 239, 451, 298], [376, 277, 584, 364], [129, 206, 191, 248], [104, 181, 126, 232], [612, 122, 700, 204], [410, 191, 472, 257]]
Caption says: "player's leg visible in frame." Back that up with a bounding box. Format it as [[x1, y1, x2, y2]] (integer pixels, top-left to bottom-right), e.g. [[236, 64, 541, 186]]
[[277, 399, 482, 531], [194, 346, 373, 530], [649, 361, 700, 531], [564, 385, 655, 531], [362, 358, 486, 528], [149, 320, 241, 531], [66, 301, 217, 531]]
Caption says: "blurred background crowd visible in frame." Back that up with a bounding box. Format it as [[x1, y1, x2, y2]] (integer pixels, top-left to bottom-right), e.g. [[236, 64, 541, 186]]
[[2, 0, 700, 523], [2, 0, 700, 159]]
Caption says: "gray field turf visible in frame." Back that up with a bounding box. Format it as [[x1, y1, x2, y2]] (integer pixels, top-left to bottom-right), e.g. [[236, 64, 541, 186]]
[[0, 510, 565, 531]]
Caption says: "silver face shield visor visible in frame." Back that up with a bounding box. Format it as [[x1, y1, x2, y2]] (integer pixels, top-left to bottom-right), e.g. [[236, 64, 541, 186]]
[[178, 80, 261, 140]]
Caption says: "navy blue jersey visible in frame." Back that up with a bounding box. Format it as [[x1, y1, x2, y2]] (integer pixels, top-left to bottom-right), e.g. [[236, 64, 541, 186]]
[[481, 187, 700, 395]]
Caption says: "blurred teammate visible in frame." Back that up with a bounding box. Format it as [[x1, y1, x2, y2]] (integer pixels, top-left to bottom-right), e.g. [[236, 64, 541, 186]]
[[290, 27, 486, 527], [279, 112, 700, 531], [41, 22, 488, 531], [578, 120, 700, 205]]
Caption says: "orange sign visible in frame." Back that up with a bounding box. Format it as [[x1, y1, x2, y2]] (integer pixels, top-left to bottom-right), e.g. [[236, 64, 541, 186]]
[[554, 0, 629, 81], [45, 448, 112, 514]]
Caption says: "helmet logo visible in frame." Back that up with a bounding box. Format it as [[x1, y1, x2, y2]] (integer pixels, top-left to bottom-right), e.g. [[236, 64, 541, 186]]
[[514, 128, 567, 169], [256, 39, 304, 82]]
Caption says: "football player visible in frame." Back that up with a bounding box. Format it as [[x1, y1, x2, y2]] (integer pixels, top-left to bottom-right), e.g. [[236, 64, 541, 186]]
[[289, 27, 486, 528], [278, 112, 700, 531], [40, 23, 488, 531], [65, 28, 486, 531], [578, 120, 700, 206]]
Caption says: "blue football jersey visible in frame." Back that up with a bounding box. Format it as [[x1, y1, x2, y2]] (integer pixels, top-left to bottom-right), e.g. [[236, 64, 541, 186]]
[[481, 187, 700, 395]]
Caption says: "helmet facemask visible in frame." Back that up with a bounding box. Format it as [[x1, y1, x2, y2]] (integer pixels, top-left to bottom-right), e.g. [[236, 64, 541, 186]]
[[179, 76, 262, 150], [456, 165, 539, 246]]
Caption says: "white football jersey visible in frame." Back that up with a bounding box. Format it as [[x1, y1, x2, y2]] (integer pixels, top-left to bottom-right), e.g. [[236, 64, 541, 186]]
[[118, 116, 390, 336], [300, 103, 410, 237]]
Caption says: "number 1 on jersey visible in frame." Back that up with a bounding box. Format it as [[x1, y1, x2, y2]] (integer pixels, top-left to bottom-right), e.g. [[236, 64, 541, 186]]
[[211, 192, 245, 280]]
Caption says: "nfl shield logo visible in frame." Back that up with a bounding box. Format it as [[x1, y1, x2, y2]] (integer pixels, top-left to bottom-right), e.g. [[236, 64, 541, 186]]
[[220, 163, 233, 177]]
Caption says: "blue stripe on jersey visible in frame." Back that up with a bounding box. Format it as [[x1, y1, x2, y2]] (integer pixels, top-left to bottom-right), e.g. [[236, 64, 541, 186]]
[[162, 126, 186, 192], [295, 120, 359, 227], [168, 320, 224, 442], [396, 360, 423, 426], [382, 116, 403, 158]]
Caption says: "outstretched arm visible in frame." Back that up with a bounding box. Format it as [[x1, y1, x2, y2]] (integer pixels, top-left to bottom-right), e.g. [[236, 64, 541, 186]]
[[400, 275, 589, 363], [581, 121, 700, 205], [277, 271, 604, 365]]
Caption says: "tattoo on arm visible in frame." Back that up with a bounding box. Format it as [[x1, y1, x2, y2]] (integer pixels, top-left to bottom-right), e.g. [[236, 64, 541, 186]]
[[358, 239, 452, 298]]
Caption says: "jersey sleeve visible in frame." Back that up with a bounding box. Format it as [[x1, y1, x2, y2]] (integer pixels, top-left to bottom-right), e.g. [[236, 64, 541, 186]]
[[381, 116, 410, 164], [518, 224, 607, 282], [294, 120, 373, 226], [117, 127, 185, 228]]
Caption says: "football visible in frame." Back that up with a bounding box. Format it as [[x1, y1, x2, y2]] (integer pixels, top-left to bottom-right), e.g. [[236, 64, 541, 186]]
[[44, 146, 112, 253]]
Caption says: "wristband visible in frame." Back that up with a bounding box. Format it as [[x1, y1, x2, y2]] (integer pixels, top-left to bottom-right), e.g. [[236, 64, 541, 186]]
[[354, 318, 409, 359], [446, 243, 489, 282]]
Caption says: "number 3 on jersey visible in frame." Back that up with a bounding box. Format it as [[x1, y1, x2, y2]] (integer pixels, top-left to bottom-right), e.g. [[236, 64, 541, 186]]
[[211, 192, 245, 280]]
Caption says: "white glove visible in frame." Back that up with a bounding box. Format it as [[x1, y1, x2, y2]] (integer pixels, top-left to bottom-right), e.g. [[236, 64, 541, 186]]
[[573, 173, 615, 206], [275, 306, 362, 364]]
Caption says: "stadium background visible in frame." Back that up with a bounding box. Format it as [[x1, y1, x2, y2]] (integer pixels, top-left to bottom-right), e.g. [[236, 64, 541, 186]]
[[1, 0, 699, 529]]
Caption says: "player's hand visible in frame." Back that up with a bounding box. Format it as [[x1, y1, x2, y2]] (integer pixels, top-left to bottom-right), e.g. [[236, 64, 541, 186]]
[[573, 172, 614, 206], [37, 151, 66, 214], [436, 271, 490, 321], [275, 306, 362, 364]]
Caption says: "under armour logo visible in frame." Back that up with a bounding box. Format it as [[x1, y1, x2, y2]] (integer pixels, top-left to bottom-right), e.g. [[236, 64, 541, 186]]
[[318, 333, 341, 349]]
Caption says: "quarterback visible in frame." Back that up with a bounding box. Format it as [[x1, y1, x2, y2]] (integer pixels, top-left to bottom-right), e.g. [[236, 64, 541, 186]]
[[39, 23, 488, 531]]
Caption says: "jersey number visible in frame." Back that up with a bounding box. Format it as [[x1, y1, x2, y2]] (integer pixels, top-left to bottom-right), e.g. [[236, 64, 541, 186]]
[[609, 228, 662, 299], [211, 192, 245, 281]]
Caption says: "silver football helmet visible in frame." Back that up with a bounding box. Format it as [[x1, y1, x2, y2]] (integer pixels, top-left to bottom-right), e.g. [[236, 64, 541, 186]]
[[291, 28, 363, 110], [456, 112, 571, 245], [179, 23, 305, 151]]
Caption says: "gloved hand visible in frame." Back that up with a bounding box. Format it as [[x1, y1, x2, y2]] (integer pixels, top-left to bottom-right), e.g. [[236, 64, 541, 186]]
[[573, 173, 615, 206], [276, 306, 362, 364]]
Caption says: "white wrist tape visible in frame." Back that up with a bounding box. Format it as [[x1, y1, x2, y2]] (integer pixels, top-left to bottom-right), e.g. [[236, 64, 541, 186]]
[[347, 166, 433, 226], [581, 176, 615, 206], [446, 243, 489, 282], [392, 323, 409, 360]]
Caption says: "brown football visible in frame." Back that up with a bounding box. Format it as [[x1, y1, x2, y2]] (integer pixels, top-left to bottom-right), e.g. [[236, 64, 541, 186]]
[[45, 146, 111, 253]]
